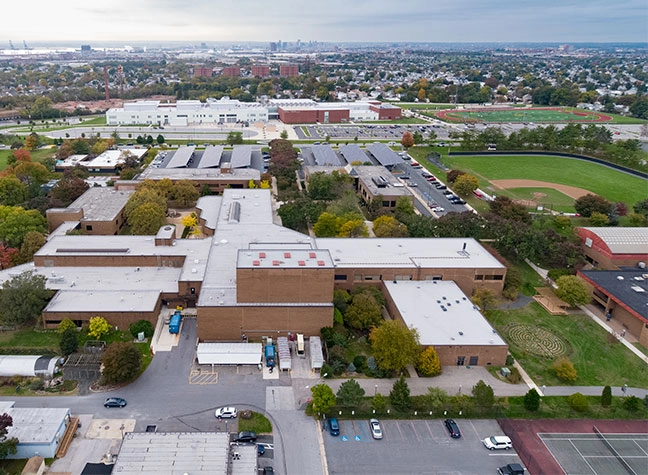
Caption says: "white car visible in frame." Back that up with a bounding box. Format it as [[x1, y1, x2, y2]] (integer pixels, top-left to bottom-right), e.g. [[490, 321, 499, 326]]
[[215, 406, 238, 419], [483, 435, 512, 450], [369, 418, 383, 439], [432, 207, 445, 213]]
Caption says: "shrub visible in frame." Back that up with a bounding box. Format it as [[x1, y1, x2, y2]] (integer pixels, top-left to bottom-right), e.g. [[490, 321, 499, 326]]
[[333, 308, 344, 325], [129, 320, 154, 339], [57, 318, 77, 334], [416, 347, 442, 377], [553, 357, 577, 382], [353, 355, 367, 373], [567, 392, 589, 412], [601, 385, 612, 407], [331, 332, 348, 348], [547, 268, 575, 281], [371, 393, 387, 414], [505, 354, 515, 366], [320, 363, 333, 378], [524, 388, 541, 411], [320, 327, 335, 347], [101, 342, 142, 384], [507, 367, 522, 384], [328, 345, 348, 366], [623, 396, 642, 412], [29, 378, 44, 391], [59, 328, 78, 356], [88, 316, 111, 340]]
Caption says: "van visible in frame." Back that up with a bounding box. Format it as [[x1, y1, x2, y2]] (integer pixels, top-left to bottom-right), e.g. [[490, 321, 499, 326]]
[[297, 334, 305, 356], [328, 418, 340, 436]]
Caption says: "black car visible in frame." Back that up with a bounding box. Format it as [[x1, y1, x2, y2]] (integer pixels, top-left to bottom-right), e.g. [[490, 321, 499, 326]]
[[104, 397, 127, 408], [444, 418, 461, 438], [234, 431, 257, 443], [453, 198, 467, 205], [263, 468, 274, 475], [257, 444, 265, 456], [443, 190, 453, 195], [435, 184, 447, 190]]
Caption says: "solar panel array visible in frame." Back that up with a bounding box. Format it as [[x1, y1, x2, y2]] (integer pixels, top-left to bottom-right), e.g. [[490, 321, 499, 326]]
[[312, 144, 342, 166], [166, 145, 196, 168], [198, 145, 224, 168], [229, 145, 252, 168], [339, 144, 370, 164], [366, 143, 401, 167]]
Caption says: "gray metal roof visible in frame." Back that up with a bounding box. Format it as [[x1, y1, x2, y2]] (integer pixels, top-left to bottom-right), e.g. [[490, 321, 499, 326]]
[[5, 406, 70, 444], [198, 145, 225, 168], [339, 144, 370, 164], [384, 280, 507, 347], [230, 145, 252, 168], [114, 432, 231, 474], [366, 142, 402, 167], [138, 166, 260, 181], [582, 227, 648, 255], [353, 165, 412, 197], [312, 144, 342, 166], [166, 145, 196, 168], [67, 187, 134, 222]]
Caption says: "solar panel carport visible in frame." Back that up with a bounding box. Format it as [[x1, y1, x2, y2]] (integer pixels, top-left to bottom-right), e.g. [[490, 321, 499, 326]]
[[366, 143, 401, 167], [312, 144, 342, 166], [339, 144, 369, 164], [165, 145, 196, 168], [229, 145, 252, 168], [198, 145, 224, 168]]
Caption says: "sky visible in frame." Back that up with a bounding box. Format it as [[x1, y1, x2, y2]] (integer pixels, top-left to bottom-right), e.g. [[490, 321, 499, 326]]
[[2, 0, 647, 44]]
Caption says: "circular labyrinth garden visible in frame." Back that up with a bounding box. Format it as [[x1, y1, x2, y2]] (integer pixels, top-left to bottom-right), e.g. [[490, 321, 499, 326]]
[[506, 323, 570, 358]]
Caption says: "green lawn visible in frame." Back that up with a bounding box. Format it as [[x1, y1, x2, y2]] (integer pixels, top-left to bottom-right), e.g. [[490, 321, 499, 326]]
[[443, 155, 648, 206], [486, 302, 648, 388], [504, 187, 576, 213], [0, 329, 60, 349], [238, 411, 273, 433]]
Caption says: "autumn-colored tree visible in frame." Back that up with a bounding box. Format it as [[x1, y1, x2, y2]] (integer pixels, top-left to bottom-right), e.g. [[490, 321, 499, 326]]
[[471, 288, 498, 311], [11, 148, 31, 163], [337, 219, 368, 238], [445, 169, 465, 185], [57, 318, 77, 334], [370, 320, 420, 373], [169, 180, 199, 207], [401, 132, 414, 149], [101, 342, 142, 384], [313, 212, 340, 237], [12, 161, 49, 187], [125, 188, 167, 219], [373, 215, 409, 237], [553, 357, 577, 382], [128, 202, 167, 235], [88, 316, 112, 339], [453, 174, 479, 196], [0, 413, 18, 459], [181, 213, 197, 229], [50, 176, 89, 206], [417, 88, 427, 102], [0, 244, 18, 270], [24, 133, 40, 150], [18, 231, 46, 264], [416, 346, 442, 376]]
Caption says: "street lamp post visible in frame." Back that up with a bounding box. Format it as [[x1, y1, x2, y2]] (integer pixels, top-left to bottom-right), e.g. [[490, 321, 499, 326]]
[[374, 384, 378, 396]]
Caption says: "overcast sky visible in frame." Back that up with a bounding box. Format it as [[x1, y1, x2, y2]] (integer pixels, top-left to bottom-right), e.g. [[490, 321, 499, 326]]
[[2, 0, 646, 44]]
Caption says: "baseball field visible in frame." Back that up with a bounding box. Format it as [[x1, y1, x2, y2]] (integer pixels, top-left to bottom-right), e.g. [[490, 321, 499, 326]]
[[437, 107, 612, 124]]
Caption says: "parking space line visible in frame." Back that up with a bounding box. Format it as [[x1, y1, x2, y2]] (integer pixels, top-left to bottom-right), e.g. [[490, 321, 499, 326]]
[[408, 421, 422, 442]]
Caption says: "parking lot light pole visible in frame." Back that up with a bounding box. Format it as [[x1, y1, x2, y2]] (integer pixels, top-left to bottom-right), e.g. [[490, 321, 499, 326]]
[[374, 384, 378, 396]]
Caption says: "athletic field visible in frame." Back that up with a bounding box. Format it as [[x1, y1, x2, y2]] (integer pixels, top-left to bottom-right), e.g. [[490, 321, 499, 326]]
[[437, 107, 611, 124]]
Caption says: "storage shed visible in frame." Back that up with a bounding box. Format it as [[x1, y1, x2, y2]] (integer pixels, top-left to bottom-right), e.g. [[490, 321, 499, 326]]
[[277, 337, 291, 372], [0, 356, 61, 378], [309, 336, 324, 371], [196, 343, 262, 367]]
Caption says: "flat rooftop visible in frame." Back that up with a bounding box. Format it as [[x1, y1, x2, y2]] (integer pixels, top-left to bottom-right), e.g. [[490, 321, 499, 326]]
[[315, 237, 505, 269], [138, 166, 260, 181], [45, 289, 161, 313], [237, 249, 333, 268], [5, 405, 70, 444], [385, 280, 507, 347], [354, 166, 412, 197], [114, 432, 231, 474], [84, 148, 147, 168], [580, 269, 648, 320], [67, 187, 134, 222]]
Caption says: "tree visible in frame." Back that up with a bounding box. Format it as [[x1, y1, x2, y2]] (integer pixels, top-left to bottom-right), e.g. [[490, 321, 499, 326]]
[[337, 218, 368, 238], [24, 133, 39, 150], [373, 215, 408, 237], [633, 198, 648, 218], [523, 388, 541, 411], [589, 211, 609, 227], [567, 392, 589, 412], [57, 318, 77, 334], [553, 357, 577, 382], [169, 180, 199, 207], [0, 244, 18, 270], [313, 212, 340, 237], [446, 169, 465, 185], [310, 383, 336, 417], [0, 413, 18, 459], [623, 396, 642, 412], [416, 346, 442, 376], [471, 380, 495, 413], [0, 271, 49, 327], [401, 132, 414, 149], [471, 288, 498, 311], [11, 148, 31, 164], [280, 130, 289, 139], [226, 131, 244, 145], [12, 161, 50, 189], [129, 320, 154, 338], [336, 378, 365, 407], [555, 275, 590, 307], [0, 206, 47, 248], [453, 174, 479, 196], [18, 231, 46, 264], [488, 196, 531, 223], [50, 176, 89, 206], [88, 316, 112, 339], [60, 328, 79, 356], [371, 393, 387, 414], [345, 292, 383, 330], [101, 342, 142, 384], [125, 188, 167, 219], [370, 320, 420, 373], [601, 385, 612, 407], [156, 134, 165, 144], [412, 131, 424, 144], [574, 194, 611, 218], [0, 177, 28, 206], [128, 202, 167, 235], [390, 375, 411, 411]]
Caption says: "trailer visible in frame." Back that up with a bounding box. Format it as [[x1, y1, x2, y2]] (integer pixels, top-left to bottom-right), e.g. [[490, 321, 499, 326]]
[[309, 336, 324, 371], [264, 344, 275, 368], [277, 337, 291, 372], [168, 311, 182, 334]]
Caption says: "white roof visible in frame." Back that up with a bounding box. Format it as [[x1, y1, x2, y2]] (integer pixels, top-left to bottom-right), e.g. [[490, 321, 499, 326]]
[[44, 289, 161, 313], [84, 148, 146, 168], [582, 227, 648, 255], [0, 355, 59, 377], [138, 166, 260, 181], [5, 406, 70, 444], [196, 196, 223, 230], [384, 280, 506, 347], [114, 432, 231, 474], [67, 187, 134, 221], [316, 238, 505, 269], [196, 343, 262, 365]]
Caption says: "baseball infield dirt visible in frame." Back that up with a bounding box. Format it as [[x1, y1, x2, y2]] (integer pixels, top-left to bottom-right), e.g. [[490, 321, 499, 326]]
[[490, 179, 590, 200]]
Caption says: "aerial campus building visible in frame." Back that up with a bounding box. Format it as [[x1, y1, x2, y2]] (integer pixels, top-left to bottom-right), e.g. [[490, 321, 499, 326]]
[[1, 188, 508, 366], [106, 98, 401, 126]]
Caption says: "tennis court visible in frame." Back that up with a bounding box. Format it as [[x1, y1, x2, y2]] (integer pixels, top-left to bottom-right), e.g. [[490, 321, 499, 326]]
[[539, 430, 648, 475]]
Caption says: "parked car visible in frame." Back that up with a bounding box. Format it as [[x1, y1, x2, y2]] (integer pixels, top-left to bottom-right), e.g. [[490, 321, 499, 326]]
[[498, 463, 525, 475], [234, 431, 257, 443], [215, 406, 238, 419], [444, 418, 461, 438], [104, 397, 127, 408], [483, 435, 512, 450], [369, 418, 383, 439], [409, 182, 418, 187], [435, 184, 447, 190], [399, 175, 410, 180], [257, 444, 265, 456], [262, 468, 275, 475], [328, 417, 340, 436], [443, 190, 453, 195], [432, 207, 445, 213]]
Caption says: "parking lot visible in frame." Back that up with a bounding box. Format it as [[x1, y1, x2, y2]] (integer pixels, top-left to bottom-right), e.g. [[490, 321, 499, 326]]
[[323, 419, 523, 475], [295, 123, 452, 142]]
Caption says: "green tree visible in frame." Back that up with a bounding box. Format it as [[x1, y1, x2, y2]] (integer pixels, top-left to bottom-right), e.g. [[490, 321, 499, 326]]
[[555, 275, 590, 307], [453, 174, 479, 197], [345, 292, 383, 330], [371, 393, 387, 414], [88, 316, 111, 339], [416, 346, 442, 376], [0, 413, 18, 459], [280, 130, 289, 139], [313, 212, 340, 237], [129, 320, 154, 339], [336, 378, 365, 407], [390, 375, 411, 411], [124, 188, 167, 218], [169, 180, 199, 207], [128, 202, 167, 235], [57, 318, 77, 334], [0, 271, 49, 327], [471, 380, 495, 413], [0, 205, 47, 248], [567, 392, 589, 412], [0, 177, 28, 206], [101, 341, 142, 384], [373, 215, 408, 237], [574, 194, 611, 218], [633, 198, 648, 218], [589, 211, 609, 227], [310, 383, 336, 417], [59, 328, 79, 356], [18, 231, 46, 264], [553, 357, 577, 382], [601, 385, 612, 407], [412, 131, 423, 144], [156, 134, 165, 144], [370, 320, 420, 373], [523, 388, 541, 411], [471, 288, 498, 311], [226, 132, 244, 145]]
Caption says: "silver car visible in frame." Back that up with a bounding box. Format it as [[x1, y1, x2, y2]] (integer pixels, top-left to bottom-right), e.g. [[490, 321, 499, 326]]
[[369, 418, 383, 439]]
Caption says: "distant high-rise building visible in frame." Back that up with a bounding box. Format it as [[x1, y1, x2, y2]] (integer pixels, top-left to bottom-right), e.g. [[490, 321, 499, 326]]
[[193, 66, 214, 78], [221, 67, 241, 78], [81, 45, 91, 53], [251, 66, 270, 77], [279, 64, 299, 77], [270, 42, 277, 52]]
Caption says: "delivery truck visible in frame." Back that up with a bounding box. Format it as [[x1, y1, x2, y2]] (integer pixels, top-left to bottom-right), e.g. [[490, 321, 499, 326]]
[[169, 311, 182, 334]]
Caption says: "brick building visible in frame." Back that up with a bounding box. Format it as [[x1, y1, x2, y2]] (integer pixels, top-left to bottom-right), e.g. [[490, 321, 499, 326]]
[[221, 67, 241, 78], [193, 66, 213, 78], [577, 227, 648, 269], [279, 64, 299, 77], [251, 65, 270, 77]]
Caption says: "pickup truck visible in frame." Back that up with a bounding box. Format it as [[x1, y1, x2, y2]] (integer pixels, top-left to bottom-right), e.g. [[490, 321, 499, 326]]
[[498, 463, 525, 475]]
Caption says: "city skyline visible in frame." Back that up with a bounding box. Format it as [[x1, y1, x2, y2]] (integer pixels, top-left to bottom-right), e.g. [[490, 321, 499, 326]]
[[2, 0, 647, 44]]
